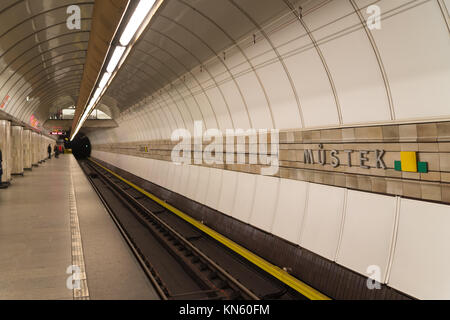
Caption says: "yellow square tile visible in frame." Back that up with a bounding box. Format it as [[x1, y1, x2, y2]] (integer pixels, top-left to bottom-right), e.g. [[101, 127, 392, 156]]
[[401, 151, 417, 172]]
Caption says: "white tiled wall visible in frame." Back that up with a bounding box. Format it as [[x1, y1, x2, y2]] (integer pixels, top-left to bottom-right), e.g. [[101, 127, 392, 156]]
[[336, 190, 397, 282], [388, 199, 450, 300], [271, 179, 308, 244], [300, 183, 346, 261]]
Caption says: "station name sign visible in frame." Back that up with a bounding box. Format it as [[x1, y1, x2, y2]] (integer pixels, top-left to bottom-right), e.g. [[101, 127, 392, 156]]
[[304, 144, 386, 169]]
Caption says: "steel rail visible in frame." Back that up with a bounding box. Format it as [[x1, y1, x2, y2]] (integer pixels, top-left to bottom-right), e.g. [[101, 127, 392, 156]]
[[80, 161, 169, 300], [83, 160, 259, 300]]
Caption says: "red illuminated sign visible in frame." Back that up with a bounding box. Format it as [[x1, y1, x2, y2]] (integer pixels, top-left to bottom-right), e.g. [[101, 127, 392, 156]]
[[50, 128, 65, 135], [30, 114, 39, 128], [0, 95, 10, 109]]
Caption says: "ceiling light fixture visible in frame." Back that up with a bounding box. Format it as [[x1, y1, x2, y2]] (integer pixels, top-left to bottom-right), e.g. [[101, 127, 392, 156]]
[[120, 0, 156, 46], [71, 0, 160, 141], [106, 46, 126, 73], [98, 72, 111, 89]]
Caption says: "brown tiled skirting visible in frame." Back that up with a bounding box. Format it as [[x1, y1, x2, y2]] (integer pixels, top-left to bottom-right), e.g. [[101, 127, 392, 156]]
[[92, 121, 450, 204]]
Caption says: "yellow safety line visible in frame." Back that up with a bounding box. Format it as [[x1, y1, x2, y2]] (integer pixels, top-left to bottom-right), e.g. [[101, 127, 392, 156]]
[[89, 158, 330, 300]]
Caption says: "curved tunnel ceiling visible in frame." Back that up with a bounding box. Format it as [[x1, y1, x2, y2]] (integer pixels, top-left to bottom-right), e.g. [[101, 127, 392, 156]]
[[90, 0, 450, 144], [0, 0, 94, 129], [0, 0, 448, 135]]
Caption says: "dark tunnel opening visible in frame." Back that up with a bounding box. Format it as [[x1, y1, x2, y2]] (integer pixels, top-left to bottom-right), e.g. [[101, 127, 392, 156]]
[[69, 133, 91, 160]]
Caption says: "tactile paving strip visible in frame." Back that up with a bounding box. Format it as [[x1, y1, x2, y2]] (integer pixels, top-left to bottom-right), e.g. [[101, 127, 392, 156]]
[[69, 170, 90, 300]]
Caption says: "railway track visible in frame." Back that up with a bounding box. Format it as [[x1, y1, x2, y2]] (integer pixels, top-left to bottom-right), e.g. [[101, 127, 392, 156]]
[[79, 159, 308, 300]]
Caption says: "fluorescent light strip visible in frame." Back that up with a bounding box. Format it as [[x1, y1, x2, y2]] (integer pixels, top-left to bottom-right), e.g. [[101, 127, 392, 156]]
[[98, 72, 111, 89], [106, 46, 126, 73], [120, 0, 156, 46], [72, 46, 124, 139], [71, 125, 81, 141], [72, 0, 159, 141], [91, 87, 103, 105]]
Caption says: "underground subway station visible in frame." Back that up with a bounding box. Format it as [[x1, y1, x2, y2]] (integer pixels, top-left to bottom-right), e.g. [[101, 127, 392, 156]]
[[0, 0, 449, 310]]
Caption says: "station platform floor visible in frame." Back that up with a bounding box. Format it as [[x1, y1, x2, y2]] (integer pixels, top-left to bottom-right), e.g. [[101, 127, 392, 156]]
[[0, 154, 158, 300]]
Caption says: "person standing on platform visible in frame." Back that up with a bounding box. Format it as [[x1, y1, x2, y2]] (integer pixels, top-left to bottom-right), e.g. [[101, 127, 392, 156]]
[[47, 144, 52, 159], [54, 145, 59, 158]]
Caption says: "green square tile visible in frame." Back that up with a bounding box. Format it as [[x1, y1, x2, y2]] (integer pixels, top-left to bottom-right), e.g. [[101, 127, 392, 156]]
[[418, 162, 428, 173], [394, 161, 402, 171]]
